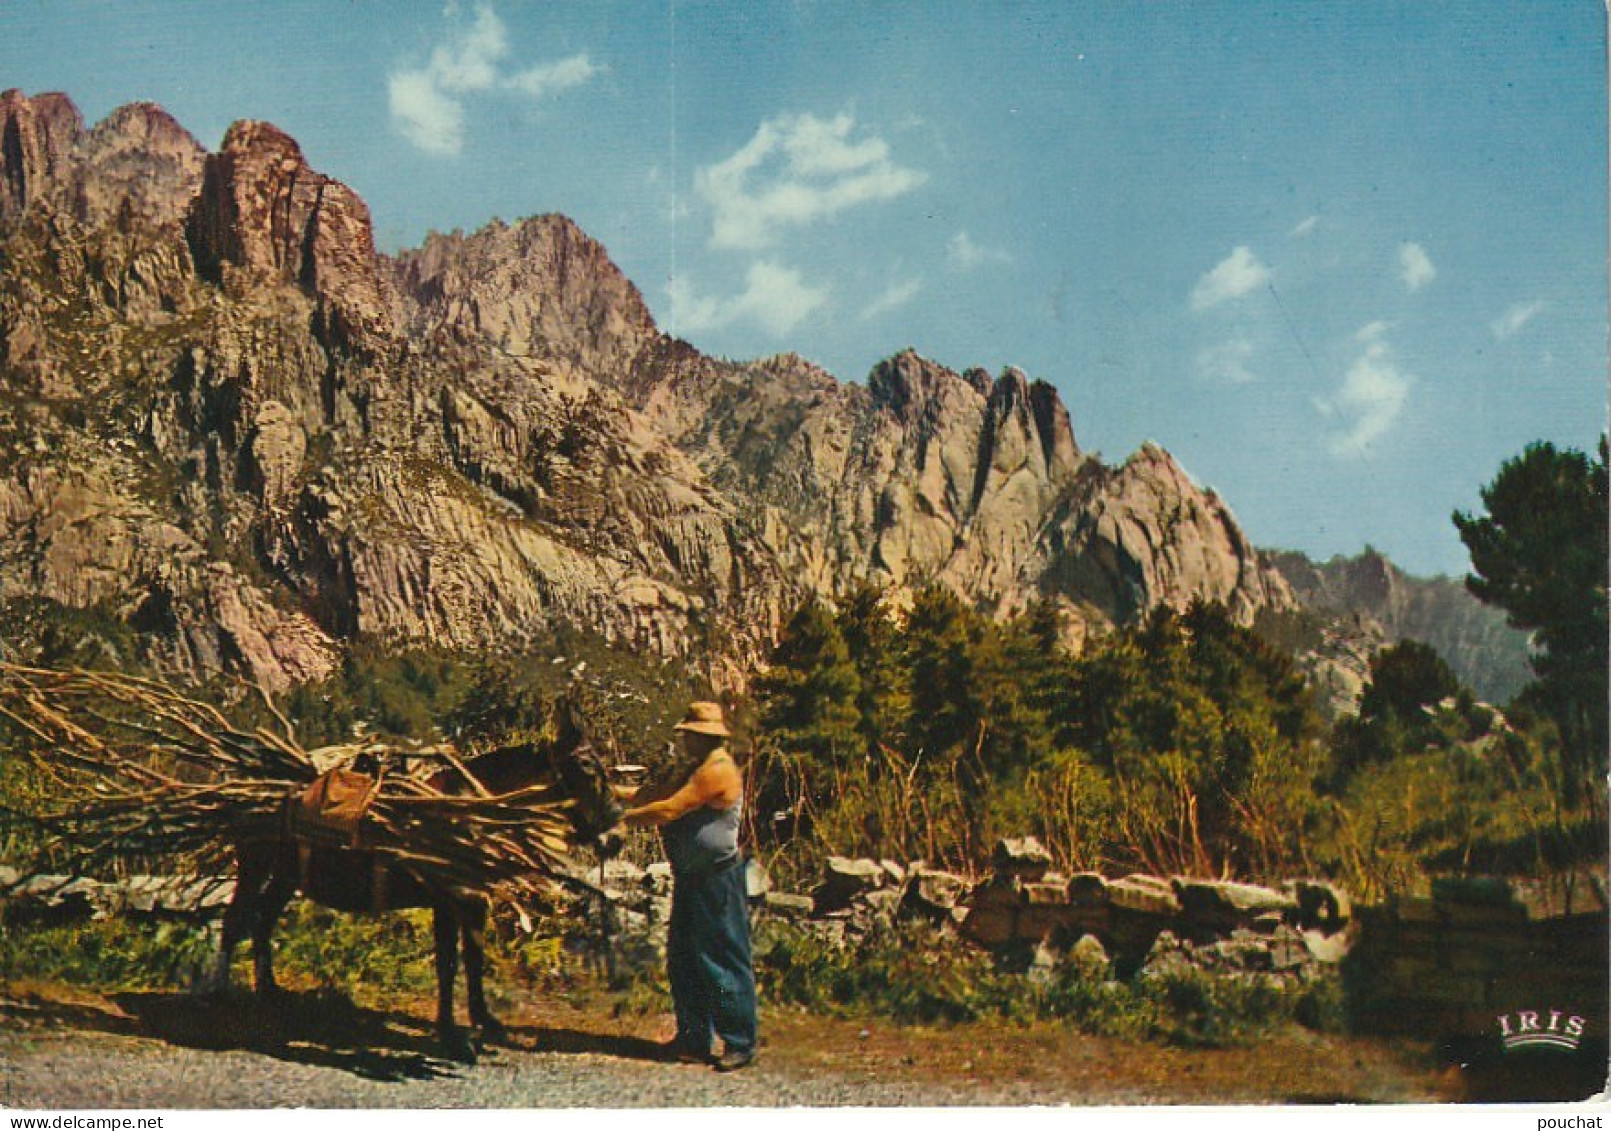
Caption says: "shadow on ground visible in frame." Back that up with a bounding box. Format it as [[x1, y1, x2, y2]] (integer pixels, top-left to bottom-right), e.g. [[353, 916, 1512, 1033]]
[[124, 991, 466, 1082], [3, 989, 688, 1082], [503, 1020, 682, 1064], [4, 990, 455, 1083]]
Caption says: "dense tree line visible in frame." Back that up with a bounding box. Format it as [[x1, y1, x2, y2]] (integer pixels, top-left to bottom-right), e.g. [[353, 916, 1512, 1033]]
[[751, 588, 1331, 880], [751, 437, 1609, 894]]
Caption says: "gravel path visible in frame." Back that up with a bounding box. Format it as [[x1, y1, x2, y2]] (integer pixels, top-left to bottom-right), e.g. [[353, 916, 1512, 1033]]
[[2, 987, 1473, 1108], [1, 1026, 1076, 1109]]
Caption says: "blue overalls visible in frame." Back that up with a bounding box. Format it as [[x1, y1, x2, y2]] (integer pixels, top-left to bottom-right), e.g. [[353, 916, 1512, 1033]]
[[661, 796, 757, 1057]]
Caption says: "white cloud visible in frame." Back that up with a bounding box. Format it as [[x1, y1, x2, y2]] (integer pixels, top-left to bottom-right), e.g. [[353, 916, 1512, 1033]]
[[670, 261, 829, 338], [1398, 242, 1436, 292], [1290, 215, 1319, 238], [861, 278, 923, 321], [1195, 338, 1259, 385], [1316, 334, 1412, 458], [388, 69, 463, 157], [948, 231, 1010, 270], [426, 3, 507, 91], [1190, 246, 1270, 311], [697, 113, 926, 250], [1492, 299, 1547, 340], [506, 54, 599, 97], [388, 4, 599, 156]]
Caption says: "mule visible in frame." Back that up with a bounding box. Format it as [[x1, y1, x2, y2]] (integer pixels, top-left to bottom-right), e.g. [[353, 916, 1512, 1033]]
[[210, 715, 619, 1060]]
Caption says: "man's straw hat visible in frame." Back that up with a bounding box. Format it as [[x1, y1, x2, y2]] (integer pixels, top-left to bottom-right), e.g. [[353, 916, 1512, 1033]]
[[673, 700, 730, 738]]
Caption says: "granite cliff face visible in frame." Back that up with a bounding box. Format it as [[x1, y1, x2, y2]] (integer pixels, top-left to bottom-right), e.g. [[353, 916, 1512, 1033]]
[[1268, 549, 1532, 707], [0, 91, 1308, 692], [188, 119, 395, 352]]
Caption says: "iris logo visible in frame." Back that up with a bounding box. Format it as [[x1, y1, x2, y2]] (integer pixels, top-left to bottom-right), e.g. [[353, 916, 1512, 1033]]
[[1497, 1009, 1587, 1051]]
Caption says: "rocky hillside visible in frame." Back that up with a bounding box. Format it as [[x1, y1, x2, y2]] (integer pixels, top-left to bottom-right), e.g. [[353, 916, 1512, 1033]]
[[0, 89, 1435, 699], [1267, 549, 1532, 706]]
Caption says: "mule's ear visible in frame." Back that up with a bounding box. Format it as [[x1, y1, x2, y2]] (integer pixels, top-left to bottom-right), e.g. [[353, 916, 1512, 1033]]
[[552, 698, 584, 746]]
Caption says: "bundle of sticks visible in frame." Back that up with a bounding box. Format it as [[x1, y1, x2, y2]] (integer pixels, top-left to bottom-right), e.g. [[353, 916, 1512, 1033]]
[[0, 663, 578, 900]]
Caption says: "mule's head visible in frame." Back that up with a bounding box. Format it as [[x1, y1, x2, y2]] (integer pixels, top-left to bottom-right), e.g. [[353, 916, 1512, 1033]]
[[453, 696, 622, 845], [544, 700, 622, 844]]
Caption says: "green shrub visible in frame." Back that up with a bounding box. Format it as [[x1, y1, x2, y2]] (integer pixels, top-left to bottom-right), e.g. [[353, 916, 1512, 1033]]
[[753, 920, 987, 1023], [268, 904, 438, 995], [0, 903, 575, 1005], [0, 918, 213, 991], [1309, 719, 1588, 901], [1293, 972, 1349, 1034], [0, 905, 445, 998], [1136, 965, 1294, 1047], [1023, 961, 1156, 1041], [749, 919, 1338, 1047]]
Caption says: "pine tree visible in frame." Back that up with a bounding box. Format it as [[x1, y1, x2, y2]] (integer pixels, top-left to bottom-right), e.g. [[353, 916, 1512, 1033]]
[[834, 583, 910, 767], [755, 598, 863, 769], [1454, 438, 1609, 790], [903, 586, 985, 772], [1359, 639, 1461, 725]]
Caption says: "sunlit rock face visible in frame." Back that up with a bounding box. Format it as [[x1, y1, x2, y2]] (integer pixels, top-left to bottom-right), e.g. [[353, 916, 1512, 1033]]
[[1, 92, 1309, 692]]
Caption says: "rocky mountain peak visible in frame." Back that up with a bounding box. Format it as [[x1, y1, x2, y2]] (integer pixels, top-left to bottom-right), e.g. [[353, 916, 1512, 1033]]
[[752, 351, 839, 386], [391, 212, 658, 384], [2, 90, 206, 234], [0, 91, 207, 236], [75, 101, 205, 229], [94, 100, 187, 140], [991, 365, 1032, 402], [868, 349, 982, 420], [1028, 378, 1080, 481], [1, 89, 85, 220], [1032, 440, 1295, 628], [188, 118, 393, 349], [0, 94, 1374, 695], [1340, 547, 1396, 604], [1267, 546, 1532, 708], [962, 366, 994, 397], [1120, 442, 1192, 489], [977, 364, 1084, 491], [16, 91, 83, 141]]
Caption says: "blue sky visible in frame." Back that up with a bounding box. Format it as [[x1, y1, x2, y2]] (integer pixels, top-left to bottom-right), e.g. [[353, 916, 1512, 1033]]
[[4, 1, 1605, 576]]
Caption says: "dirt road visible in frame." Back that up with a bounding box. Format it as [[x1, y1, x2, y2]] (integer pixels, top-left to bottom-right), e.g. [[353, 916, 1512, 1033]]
[[1, 985, 1460, 1109]]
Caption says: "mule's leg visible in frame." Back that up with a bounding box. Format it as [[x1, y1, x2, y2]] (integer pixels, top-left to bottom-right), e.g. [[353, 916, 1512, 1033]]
[[250, 874, 297, 997], [432, 904, 459, 1031], [461, 900, 506, 1043], [432, 904, 476, 1060], [210, 879, 257, 994], [209, 850, 272, 994]]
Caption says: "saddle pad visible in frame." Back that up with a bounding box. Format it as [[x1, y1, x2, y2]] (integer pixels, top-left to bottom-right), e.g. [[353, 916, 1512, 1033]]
[[286, 768, 380, 845]]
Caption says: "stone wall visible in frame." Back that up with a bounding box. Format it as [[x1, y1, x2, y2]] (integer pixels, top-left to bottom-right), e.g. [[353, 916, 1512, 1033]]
[[1344, 875, 1608, 1041], [948, 838, 1350, 976], [5, 842, 1605, 1054], [752, 840, 1608, 1050], [0, 868, 234, 924]]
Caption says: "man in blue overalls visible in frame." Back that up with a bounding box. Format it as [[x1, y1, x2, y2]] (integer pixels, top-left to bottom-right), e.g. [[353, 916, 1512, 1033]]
[[619, 701, 758, 1071]]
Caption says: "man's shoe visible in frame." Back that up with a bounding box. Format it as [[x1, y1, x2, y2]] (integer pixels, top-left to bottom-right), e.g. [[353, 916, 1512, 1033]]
[[712, 1048, 756, 1073]]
